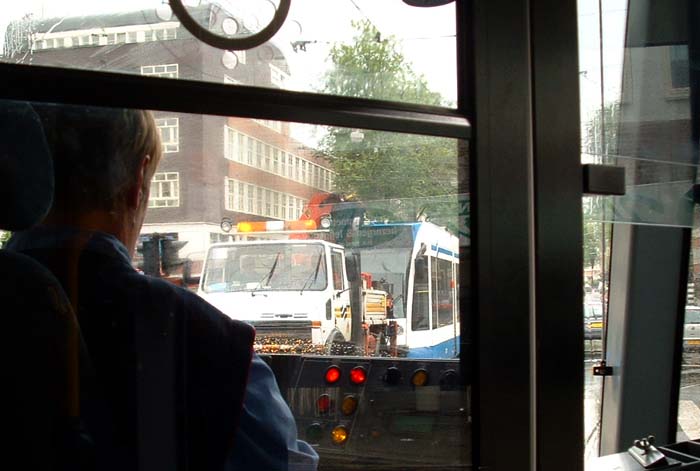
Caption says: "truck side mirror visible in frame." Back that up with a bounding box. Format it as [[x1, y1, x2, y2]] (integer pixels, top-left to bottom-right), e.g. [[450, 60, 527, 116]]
[[182, 259, 201, 286], [345, 253, 360, 282]]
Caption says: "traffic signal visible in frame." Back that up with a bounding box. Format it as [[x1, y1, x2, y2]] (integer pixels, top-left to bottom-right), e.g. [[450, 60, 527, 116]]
[[137, 236, 160, 276], [160, 238, 188, 275]]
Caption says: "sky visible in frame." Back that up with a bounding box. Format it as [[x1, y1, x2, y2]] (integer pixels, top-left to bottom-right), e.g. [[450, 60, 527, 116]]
[[577, 0, 627, 123]]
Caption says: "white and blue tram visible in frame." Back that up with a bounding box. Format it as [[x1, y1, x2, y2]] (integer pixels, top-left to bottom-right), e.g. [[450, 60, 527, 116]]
[[355, 221, 461, 358]]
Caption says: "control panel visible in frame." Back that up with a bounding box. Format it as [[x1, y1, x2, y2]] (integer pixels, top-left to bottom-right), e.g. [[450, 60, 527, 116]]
[[265, 355, 470, 469]]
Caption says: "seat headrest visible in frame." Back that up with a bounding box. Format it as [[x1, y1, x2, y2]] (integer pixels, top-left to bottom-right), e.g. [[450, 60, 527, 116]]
[[0, 101, 54, 231]]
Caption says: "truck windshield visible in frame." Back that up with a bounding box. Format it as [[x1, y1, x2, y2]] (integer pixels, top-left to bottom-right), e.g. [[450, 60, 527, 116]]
[[202, 244, 327, 293]]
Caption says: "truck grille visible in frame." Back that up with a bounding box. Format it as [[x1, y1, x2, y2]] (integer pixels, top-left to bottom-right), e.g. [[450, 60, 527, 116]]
[[249, 320, 313, 340]]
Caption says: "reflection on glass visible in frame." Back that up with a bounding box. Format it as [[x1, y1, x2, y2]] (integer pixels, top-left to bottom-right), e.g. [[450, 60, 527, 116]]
[[1, 0, 457, 106]]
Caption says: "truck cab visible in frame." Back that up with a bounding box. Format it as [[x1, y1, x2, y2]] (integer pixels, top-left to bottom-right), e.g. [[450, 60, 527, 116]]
[[198, 239, 353, 352]]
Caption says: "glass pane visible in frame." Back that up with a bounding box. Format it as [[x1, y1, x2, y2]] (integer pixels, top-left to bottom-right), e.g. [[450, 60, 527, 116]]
[[581, 0, 700, 459], [1, 0, 457, 107], [579, 0, 628, 463], [3, 99, 469, 468], [586, 157, 695, 228]]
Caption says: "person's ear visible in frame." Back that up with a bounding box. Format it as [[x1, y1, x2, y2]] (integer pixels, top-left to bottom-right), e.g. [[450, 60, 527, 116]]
[[127, 155, 151, 209]]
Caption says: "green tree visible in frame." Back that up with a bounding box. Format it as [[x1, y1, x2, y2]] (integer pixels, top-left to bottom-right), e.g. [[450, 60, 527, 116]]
[[320, 20, 458, 228], [584, 102, 619, 163]]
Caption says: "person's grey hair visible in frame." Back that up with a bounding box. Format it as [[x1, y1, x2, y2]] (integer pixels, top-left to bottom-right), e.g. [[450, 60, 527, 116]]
[[32, 103, 161, 213]]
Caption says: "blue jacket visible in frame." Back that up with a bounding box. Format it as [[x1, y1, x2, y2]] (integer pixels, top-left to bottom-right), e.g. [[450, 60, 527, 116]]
[[8, 227, 318, 470]]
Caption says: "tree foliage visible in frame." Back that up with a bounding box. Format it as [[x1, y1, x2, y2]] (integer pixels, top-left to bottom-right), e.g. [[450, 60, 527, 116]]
[[582, 103, 618, 285], [320, 20, 458, 227], [584, 102, 620, 162]]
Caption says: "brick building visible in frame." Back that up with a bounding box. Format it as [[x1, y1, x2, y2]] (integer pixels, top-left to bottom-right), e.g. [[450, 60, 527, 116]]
[[5, 5, 335, 262]]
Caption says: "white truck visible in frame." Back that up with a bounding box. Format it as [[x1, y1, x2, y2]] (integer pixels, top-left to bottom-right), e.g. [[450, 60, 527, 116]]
[[197, 236, 391, 355]]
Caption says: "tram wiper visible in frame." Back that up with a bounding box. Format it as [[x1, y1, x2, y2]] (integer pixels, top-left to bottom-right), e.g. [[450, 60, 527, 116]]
[[300, 252, 323, 295], [251, 252, 280, 297]]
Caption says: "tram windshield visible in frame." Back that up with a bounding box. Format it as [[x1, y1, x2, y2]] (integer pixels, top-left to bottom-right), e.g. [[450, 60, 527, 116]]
[[1, 0, 470, 469]]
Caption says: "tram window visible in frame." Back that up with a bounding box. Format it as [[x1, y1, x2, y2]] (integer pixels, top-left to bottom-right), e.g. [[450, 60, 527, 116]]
[[1, 1, 457, 107], [433, 257, 454, 328], [412, 256, 430, 331]]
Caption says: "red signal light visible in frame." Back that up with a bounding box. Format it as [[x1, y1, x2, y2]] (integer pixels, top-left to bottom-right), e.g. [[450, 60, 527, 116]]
[[349, 366, 367, 385], [317, 394, 332, 414], [325, 365, 341, 384]]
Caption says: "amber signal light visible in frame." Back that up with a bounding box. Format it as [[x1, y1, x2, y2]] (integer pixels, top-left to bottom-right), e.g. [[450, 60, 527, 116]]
[[331, 425, 349, 445], [341, 395, 359, 416], [411, 368, 429, 387]]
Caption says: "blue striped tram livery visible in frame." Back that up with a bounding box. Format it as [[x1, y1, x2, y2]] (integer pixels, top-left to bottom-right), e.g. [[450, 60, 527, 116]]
[[353, 222, 461, 359]]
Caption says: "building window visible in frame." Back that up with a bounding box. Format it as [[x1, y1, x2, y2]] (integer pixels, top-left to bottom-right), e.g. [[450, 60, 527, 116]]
[[670, 45, 690, 90], [210, 232, 233, 244], [141, 64, 178, 78], [269, 63, 289, 88], [256, 141, 264, 169], [247, 184, 255, 213], [278, 151, 286, 177], [155, 118, 179, 153], [149, 172, 180, 208], [224, 178, 236, 211], [247, 136, 255, 166], [224, 127, 334, 190], [162, 28, 177, 40], [226, 179, 308, 220], [253, 119, 283, 133], [127, 31, 138, 43]]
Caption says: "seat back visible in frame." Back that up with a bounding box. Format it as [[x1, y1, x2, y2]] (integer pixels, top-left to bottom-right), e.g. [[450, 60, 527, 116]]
[[0, 101, 90, 470]]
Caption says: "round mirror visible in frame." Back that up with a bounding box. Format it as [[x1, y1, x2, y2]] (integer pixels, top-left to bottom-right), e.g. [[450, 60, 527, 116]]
[[170, 0, 290, 51]]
